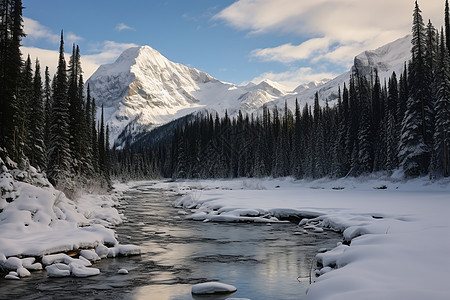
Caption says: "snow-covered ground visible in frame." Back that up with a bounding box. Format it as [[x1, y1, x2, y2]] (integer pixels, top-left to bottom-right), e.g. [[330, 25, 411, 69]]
[[2, 160, 449, 299], [0, 159, 140, 279], [162, 175, 450, 300]]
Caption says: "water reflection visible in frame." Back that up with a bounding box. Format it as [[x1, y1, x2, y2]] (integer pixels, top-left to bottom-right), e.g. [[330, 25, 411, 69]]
[[0, 183, 341, 300]]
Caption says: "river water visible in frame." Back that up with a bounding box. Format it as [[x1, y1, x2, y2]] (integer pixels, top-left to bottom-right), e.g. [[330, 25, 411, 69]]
[[0, 182, 341, 300]]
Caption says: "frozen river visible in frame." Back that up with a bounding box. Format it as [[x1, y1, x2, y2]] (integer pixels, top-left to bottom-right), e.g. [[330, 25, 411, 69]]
[[0, 182, 341, 299]]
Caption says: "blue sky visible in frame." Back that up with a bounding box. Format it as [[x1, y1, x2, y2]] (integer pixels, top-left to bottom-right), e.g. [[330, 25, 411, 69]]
[[22, 0, 444, 90]]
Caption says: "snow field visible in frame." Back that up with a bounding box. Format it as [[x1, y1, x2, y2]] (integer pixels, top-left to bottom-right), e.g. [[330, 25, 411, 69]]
[[167, 176, 450, 300], [0, 161, 140, 279]]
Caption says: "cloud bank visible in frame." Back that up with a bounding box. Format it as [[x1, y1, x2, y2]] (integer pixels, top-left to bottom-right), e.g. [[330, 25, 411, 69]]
[[215, 0, 443, 87], [22, 18, 138, 79]]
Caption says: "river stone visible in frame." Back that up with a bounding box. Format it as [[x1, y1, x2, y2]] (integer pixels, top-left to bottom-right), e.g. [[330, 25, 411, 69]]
[[191, 282, 237, 295]]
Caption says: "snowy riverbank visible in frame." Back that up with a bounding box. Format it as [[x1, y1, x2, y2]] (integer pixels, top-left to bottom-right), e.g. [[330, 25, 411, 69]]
[[0, 160, 140, 279], [157, 175, 450, 300]]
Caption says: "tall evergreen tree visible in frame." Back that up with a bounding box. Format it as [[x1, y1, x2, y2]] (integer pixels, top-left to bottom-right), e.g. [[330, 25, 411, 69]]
[[398, 64, 409, 125], [17, 54, 33, 163], [0, 0, 25, 157], [432, 28, 450, 177], [28, 58, 46, 170], [43, 66, 52, 150], [98, 105, 106, 173], [445, 0, 450, 54], [47, 31, 71, 185], [399, 1, 431, 176], [91, 98, 99, 173], [386, 72, 400, 170]]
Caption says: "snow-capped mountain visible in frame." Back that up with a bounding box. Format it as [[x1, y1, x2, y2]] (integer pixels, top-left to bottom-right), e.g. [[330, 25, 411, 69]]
[[87, 46, 288, 146], [87, 35, 411, 147], [270, 35, 412, 110]]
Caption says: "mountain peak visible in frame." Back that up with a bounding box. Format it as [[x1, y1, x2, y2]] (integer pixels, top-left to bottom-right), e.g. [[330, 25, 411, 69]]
[[87, 35, 411, 147]]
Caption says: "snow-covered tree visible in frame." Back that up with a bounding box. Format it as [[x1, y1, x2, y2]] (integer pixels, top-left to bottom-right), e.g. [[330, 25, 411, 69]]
[[432, 28, 450, 177], [399, 1, 431, 176], [47, 31, 71, 185], [28, 58, 46, 170]]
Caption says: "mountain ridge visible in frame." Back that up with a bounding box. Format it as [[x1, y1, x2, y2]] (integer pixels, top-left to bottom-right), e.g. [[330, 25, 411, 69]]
[[86, 35, 411, 147]]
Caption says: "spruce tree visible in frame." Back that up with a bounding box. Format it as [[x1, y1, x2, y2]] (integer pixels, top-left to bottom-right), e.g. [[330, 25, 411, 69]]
[[47, 31, 71, 185], [17, 55, 33, 163], [386, 73, 400, 170], [445, 0, 450, 54], [0, 0, 25, 156], [432, 28, 450, 177], [84, 84, 94, 176], [399, 1, 431, 176], [43, 66, 52, 150], [91, 98, 99, 173], [98, 105, 106, 173], [398, 64, 408, 126], [29, 59, 46, 170], [357, 75, 373, 174], [67, 44, 87, 175]]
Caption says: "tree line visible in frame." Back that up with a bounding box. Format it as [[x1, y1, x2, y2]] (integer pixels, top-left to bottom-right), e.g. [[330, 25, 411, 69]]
[[0, 0, 110, 188], [112, 0, 450, 180]]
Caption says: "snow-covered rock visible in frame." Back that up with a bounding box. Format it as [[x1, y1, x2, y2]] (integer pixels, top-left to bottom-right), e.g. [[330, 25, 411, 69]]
[[80, 249, 101, 262], [5, 272, 20, 280], [95, 243, 109, 259], [0, 160, 140, 280], [191, 282, 237, 295], [69, 262, 100, 277], [107, 244, 141, 257], [45, 264, 71, 277], [117, 268, 128, 274]]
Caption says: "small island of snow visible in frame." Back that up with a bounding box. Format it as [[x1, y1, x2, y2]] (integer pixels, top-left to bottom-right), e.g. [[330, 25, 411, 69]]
[[191, 282, 237, 295]]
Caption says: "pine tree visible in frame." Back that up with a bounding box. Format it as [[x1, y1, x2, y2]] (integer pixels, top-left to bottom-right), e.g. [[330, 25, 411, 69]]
[[104, 124, 111, 182], [0, 0, 25, 156], [17, 54, 33, 163], [398, 64, 409, 125], [334, 85, 350, 176], [399, 1, 431, 176], [47, 31, 71, 185], [29, 58, 46, 170], [432, 28, 450, 177], [91, 98, 99, 173], [347, 75, 360, 175], [84, 84, 94, 176], [357, 74, 373, 174], [445, 0, 450, 54], [43, 66, 52, 150], [98, 105, 106, 173], [386, 73, 400, 170], [67, 44, 87, 175]]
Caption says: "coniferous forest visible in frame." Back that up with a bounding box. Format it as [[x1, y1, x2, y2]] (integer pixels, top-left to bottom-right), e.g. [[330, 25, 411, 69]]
[[112, 1, 450, 180], [0, 0, 111, 189], [1, 1, 450, 185]]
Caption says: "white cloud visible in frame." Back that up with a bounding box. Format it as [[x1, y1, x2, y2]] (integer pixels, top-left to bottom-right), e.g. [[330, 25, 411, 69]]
[[23, 17, 60, 44], [21, 46, 99, 80], [22, 41, 138, 80], [251, 37, 330, 63], [115, 23, 135, 32], [84, 41, 138, 66], [66, 32, 83, 44], [23, 17, 83, 51], [250, 67, 337, 90], [215, 0, 443, 67]]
